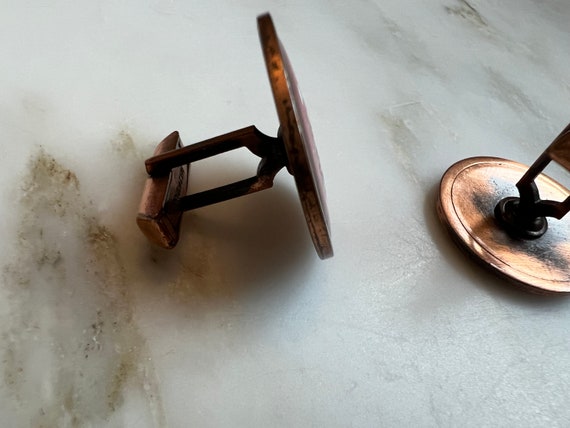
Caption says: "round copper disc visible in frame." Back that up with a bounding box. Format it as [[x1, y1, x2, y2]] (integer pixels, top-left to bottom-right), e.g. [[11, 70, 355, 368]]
[[437, 156, 570, 294], [258, 14, 333, 259]]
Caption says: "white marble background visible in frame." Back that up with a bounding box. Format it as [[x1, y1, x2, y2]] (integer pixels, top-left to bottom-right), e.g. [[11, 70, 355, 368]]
[[1, 0, 569, 426]]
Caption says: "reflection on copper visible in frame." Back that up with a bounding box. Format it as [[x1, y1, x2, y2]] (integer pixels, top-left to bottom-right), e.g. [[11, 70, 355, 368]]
[[438, 152, 570, 294]]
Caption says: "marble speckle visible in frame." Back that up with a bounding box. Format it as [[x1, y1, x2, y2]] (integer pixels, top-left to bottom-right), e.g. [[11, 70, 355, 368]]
[[1, 150, 165, 426]]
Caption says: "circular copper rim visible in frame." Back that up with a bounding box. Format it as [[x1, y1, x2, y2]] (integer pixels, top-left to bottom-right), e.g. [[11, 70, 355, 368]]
[[437, 156, 570, 294], [258, 14, 333, 259]]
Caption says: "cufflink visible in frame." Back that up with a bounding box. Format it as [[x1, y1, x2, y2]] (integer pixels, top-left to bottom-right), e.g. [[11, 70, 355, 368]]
[[438, 124, 570, 293], [137, 14, 333, 259]]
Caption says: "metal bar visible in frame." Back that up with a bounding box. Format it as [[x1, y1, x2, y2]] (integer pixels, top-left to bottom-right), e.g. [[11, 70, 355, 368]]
[[170, 176, 271, 212], [145, 126, 277, 176]]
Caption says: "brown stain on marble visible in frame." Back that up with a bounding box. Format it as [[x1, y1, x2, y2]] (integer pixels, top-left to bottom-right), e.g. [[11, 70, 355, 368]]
[[1, 148, 166, 426], [111, 129, 138, 157], [107, 347, 140, 412]]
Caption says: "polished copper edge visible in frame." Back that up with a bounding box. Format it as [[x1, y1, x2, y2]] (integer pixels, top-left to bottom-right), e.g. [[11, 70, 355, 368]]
[[258, 13, 333, 259]]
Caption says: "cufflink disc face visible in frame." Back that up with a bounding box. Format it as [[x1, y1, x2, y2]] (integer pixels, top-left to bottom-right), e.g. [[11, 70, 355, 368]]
[[258, 14, 333, 259], [437, 156, 570, 294]]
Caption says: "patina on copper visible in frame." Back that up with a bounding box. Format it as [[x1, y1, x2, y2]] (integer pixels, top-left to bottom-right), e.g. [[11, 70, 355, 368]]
[[137, 131, 188, 249], [437, 124, 570, 294], [137, 13, 333, 259]]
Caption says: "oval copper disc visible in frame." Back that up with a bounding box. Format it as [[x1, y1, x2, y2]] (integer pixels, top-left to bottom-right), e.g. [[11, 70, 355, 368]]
[[437, 156, 570, 294], [258, 14, 333, 259]]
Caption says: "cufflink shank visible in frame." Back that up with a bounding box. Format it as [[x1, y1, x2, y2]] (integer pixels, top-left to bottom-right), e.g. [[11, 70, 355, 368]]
[[437, 124, 570, 294]]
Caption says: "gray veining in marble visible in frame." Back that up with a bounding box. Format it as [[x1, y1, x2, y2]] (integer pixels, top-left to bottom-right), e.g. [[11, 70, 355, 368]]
[[1, 0, 569, 426]]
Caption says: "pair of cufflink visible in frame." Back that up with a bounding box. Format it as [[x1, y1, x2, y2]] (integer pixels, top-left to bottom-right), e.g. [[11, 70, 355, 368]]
[[136, 13, 570, 294]]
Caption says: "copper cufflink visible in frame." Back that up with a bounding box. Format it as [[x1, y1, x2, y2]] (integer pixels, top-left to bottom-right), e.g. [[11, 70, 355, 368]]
[[136, 14, 333, 260], [438, 124, 570, 294]]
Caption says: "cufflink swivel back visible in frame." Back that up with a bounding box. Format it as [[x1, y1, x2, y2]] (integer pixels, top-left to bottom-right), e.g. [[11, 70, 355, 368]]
[[136, 14, 333, 260], [438, 124, 570, 293]]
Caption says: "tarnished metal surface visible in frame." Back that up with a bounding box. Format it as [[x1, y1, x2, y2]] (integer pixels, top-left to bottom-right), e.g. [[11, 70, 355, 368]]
[[438, 157, 570, 294]]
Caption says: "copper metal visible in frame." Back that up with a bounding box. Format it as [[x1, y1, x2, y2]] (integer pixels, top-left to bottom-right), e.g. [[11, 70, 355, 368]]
[[137, 131, 188, 249], [258, 13, 332, 259], [437, 124, 570, 294], [495, 124, 570, 239], [136, 13, 333, 259]]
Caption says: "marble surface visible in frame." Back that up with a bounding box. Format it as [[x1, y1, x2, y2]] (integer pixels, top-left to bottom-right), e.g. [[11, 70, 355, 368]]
[[1, 0, 569, 426]]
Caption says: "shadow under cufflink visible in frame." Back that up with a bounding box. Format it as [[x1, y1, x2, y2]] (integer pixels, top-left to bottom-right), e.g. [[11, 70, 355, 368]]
[[138, 178, 314, 306]]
